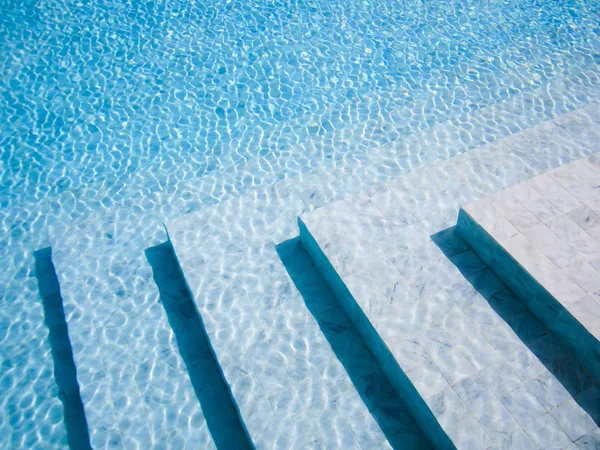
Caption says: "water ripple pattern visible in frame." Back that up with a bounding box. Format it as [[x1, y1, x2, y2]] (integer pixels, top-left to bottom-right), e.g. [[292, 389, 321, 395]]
[[1, 0, 600, 446], [2, 0, 600, 213]]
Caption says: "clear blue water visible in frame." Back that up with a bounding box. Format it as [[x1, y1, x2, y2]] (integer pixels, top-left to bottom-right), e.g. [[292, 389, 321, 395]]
[[2, 0, 600, 218], [1, 0, 599, 446]]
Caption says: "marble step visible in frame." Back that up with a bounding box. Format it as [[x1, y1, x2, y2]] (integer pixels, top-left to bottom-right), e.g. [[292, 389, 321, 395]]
[[456, 153, 600, 380], [48, 225, 219, 449], [144, 242, 253, 449], [276, 237, 434, 448], [167, 191, 405, 448], [32, 247, 91, 449], [46, 96, 599, 449], [297, 106, 600, 448]]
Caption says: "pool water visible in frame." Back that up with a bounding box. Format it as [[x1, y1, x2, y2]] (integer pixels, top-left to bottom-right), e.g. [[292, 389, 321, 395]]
[[2, 0, 600, 220], [1, 0, 599, 446]]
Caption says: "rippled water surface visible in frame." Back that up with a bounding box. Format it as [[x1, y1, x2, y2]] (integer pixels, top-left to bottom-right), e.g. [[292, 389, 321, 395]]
[[1, 0, 600, 446], [2, 0, 600, 216]]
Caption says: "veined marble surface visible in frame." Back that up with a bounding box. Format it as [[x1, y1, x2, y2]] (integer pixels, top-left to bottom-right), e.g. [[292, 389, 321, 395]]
[[458, 151, 600, 388], [170, 102, 600, 448], [462, 154, 600, 333], [45, 73, 600, 448], [298, 105, 600, 448]]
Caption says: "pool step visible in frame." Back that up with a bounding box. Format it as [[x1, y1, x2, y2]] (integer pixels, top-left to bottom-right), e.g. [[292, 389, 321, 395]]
[[144, 242, 253, 449], [297, 108, 600, 448], [48, 224, 219, 449], [167, 190, 389, 448], [46, 94, 599, 447], [32, 248, 92, 450], [276, 237, 434, 448], [166, 103, 598, 449], [456, 153, 600, 381]]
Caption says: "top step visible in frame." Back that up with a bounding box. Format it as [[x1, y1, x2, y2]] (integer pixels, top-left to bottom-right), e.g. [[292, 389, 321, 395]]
[[457, 152, 600, 378]]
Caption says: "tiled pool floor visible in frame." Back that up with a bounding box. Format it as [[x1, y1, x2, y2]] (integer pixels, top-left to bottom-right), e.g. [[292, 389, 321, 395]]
[[12, 73, 600, 447]]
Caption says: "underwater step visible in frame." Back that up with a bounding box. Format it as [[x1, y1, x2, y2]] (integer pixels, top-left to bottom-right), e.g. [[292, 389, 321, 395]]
[[276, 237, 433, 449], [48, 222, 219, 449], [297, 218, 457, 449], [33, 247, 92, 450], [456, 152, 600, 382], [145, 242, 253, 450], [299, 208, 600, 449], [297, 118, 600, 448]]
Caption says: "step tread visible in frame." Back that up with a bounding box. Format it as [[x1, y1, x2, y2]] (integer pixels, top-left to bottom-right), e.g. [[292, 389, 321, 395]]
[[298, 104, 600, 449]]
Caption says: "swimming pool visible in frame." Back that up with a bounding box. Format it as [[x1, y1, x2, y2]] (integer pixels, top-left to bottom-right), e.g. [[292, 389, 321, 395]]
[[1, 0, 599, 446]]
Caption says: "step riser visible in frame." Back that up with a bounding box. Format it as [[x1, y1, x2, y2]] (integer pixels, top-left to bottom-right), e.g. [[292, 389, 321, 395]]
[[298, 219, 456, 450]]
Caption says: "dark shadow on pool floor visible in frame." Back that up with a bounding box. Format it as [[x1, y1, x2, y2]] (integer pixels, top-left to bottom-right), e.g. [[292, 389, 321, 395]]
[[431, 227, 600, 426], [145, 242, 254, 450], [276, 238, 433, 450], [33, 247, 92, 450]]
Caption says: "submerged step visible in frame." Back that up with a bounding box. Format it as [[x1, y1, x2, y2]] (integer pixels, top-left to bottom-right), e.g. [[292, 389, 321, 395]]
[[297, 108, 600, 449], [145, 242, 253, 450], [456, 152, 600, 380], [298, 206, 463, 449], [33, 248, 91, 450], [167, 196, 420, 448], [276, 237, 433, 449], [48, 224, 218, 449]]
